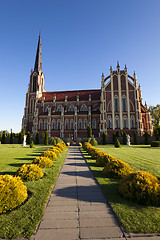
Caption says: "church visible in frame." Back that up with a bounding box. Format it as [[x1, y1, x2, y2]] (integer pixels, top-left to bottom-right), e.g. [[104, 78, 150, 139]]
[[22, 35, 153, 140]]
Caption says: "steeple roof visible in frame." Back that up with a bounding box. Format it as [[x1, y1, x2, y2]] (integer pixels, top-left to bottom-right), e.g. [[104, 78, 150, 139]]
[[34, 33, 42, 72]]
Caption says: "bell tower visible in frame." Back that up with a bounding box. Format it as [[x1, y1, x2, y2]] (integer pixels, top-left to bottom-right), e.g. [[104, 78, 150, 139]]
[[22, 33, 45, 133]]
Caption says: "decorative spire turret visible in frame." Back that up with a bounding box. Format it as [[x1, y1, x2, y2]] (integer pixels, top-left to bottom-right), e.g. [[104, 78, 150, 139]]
[[117, 61, 120, 72], [34, 33, 42, 73]]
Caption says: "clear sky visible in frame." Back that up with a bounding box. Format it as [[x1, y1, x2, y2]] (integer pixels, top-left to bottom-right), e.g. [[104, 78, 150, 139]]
[[0, 0, 160, 133]]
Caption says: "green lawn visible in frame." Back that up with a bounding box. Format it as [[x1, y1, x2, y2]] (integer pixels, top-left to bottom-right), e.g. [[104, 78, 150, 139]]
[[97, 145, 160, 178], [81, 145, 160, 234], [0, 144, 68, 239]]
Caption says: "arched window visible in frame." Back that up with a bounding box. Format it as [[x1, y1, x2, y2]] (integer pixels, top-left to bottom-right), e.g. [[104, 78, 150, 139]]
[[39, 120, 43, 130], [131, 116, 135, 128], [122, 96, 127, 112], [84, 119, 88, 129], [52, 120, 55, 130], [78, 119, 82, 129], [44, 120, 48, 130], [80, 104, 87, 111], [57, 105, 62, 112], [107, 116, 112, 129], [92, 119, 96, 129], [69, 105, 75, 112], [70, 119, 74, 129], [93, 104, 99, 111], [114, 96, 119, 112], [123, 116, 127, 129], [115, 116, 119, 128], [57, 120, 61, 130], [65, 119, 69, 129], [30, 97, 35, 113], [46, 107, 49, 113]]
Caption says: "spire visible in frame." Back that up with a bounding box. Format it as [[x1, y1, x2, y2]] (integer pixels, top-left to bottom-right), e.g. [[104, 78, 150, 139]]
[[34, 33, 42, 72]]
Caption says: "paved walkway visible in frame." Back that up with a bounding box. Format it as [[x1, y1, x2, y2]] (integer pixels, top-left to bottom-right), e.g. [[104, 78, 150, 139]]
[[32, 146, 160, 240]]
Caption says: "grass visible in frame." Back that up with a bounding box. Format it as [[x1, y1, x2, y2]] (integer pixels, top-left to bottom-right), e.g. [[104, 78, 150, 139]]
[[81, 145, 160, 234], [0, 144, 68, 239]]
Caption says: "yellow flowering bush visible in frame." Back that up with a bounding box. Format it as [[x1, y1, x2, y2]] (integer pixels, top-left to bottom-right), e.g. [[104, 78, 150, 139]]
[[42, 150, 57, 161], [0, 175, 28, 213], [56, 142, 66, 151], [96, 152, 117, 167], [119, 171, 160, 206], [103, 159, 133, 179], [16, 164, 44, 181], [32, 156, 53, 168], [66, 142, 70, 146], [78, 143, 82, 147], [49, 147, 61, 157]]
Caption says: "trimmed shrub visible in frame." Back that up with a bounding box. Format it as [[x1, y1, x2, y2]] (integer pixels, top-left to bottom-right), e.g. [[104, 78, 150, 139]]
[[56, 142, 66, 151], [96, 153, 117, 167], [116, 131, 120, 137], [33, 156, 53, 168], [49, 147, 61, 156], [144, 131, 149, 145], [150, 141, 160, 147], [44, 131, 48, 145], [16, 164, 44, 181], [103, 159, 133, 179], [88, 138, 98, 146], [49, 137, 57, 146], [18, 132, 22, 144], [133, 131, 137, 145], [87, 124, 92, 138], [1, 131, 6, 144], [35, 132, 40, 144], [0, 175, 28, 214], [30, 141, 34, 148], [10, 132, 14, 144], [26, 131, 31, 145], [102, 132, 108, 145], [55, 137, 62, 144], [42, 150, 57, 161], [123, 131, 127, 145], [119, 171, 160, 206], [115, 139, 121, 148], [112, 133, 116, 144]]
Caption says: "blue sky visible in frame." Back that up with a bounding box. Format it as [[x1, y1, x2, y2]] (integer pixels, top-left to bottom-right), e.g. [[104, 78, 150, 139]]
[[0, 0, 160, 133]]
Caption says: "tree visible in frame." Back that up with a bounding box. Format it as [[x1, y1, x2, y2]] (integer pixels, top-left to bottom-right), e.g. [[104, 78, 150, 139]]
[[44, 131, 48, 145], [10, 132, 14, 144], [87, 125, 92, 138], [18, 132, 22, 144], [35, 132, 40, 144], [115, 139, 121, 148], [123, 131, 127, 145], [102, 132, 107, 145], [144, 131, 149, 145], [112, 133, 116, 144], [133, 131, 137, 145], [116, 131, 120, 137], [1, 131, 6, 144], [21, 128, 25, 138], [148, 104, 160, 129], [26, 131, 31, 145]]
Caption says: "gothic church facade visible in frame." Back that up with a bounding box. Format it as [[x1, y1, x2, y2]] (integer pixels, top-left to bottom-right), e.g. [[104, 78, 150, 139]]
[[22, 35, 153, 139]]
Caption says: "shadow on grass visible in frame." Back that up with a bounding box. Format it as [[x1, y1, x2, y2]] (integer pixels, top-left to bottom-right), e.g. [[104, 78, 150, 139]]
[[9, 163, 26, 168], [0, 171, 15, 175], [14, 157, 34, 161]]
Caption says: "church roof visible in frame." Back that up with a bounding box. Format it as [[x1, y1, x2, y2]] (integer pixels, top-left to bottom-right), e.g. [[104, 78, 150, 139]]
[[34, 33, 42, 72], [39, 89, 101, 102]]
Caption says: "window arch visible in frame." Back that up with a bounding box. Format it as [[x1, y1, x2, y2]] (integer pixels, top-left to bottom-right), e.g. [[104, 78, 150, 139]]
[[78, 119, 82, 129], [114, 96, 119, 112], [57, 120, 61, 130], [52, 120, 55, 130], [84, 119, 88, 129], [70, 119, 74, 129], [44, 119, 48, 130], [69, 105, 75, 112], [122, 96, 127, 112], [93, 104, 99, 111], [65, 119, 69, 129], [57, 105, 62, 112], [123, 116, 127, 129], [30, 97, 35, 113], [115, 116, 119, 128], [92, 119, 96, 129], [80, 104, 87, 111], [131, 115, 135, 128], [107, 116, 112, 129], [39, 120, 43, 130]]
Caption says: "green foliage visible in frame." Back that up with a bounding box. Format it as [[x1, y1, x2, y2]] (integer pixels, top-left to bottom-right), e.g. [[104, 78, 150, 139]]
[[0, 175, 28, 214], [18, 133, 23, 144], [30, 141, 34, 148], [133, 131, 137, 145], [33, 156, 53, 168], [88, 137, 98, 146], [115, 139, 121, 148], [26, 132, 31, 145], [21, 128, 25, 138], [144, 131, 149, 145], [87, 124, 92, 138], [103, 159, 133, 179], [44, 131, 48, 145], [49, 137, 56, 145], [102, 132, 107, 145], [112, 132, 116, 144], [148, 104, 160, 129], [116, 131, 120, 137], [150, 141, 160, 147], [9, 132, 14, 144], [123, 131, 127, 145], [55, 137, 62, 144], [16, 164, 44, 181], [119, 171, 160, 206], [155, 130, 159, 141], [1, 131, 6, 144], [42, 150, 57, 161], [35, 132, 40, 145]]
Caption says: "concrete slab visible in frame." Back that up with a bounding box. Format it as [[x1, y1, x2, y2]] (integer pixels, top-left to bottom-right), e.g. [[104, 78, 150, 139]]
[[48, 200, 78, 206], [34, 228, 79, 240], [79, 217, 118, 227], [79, 210, 114, 219], [45, 205, 78, 212], [79, 204, 112, 212], [39, 219, 79, 229], [43, 211, 78, 220], [80, 226, 123, 239]]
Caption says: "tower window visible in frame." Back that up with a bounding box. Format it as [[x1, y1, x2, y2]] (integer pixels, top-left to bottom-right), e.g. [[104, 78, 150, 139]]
[[115, 116, 119, 128], [70, 119, 74, 129], [122, 96, 127, 112], [84, 119, 88, 129], [80, 104, 87, 111], [78, 119, 82, 129], [69, 105, 75, 112], [107, 116, 112, 129], [57, 105, 62, 112], [44, 120, 48, 130], [65, 120, 69, 129], [131, 116, 135, 128], [92, 119, 96, 129], [52, 120, 55, 130], [57, 120, 61, 130], [123, 116, 127, 128], [39, 120, 43, 130]]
